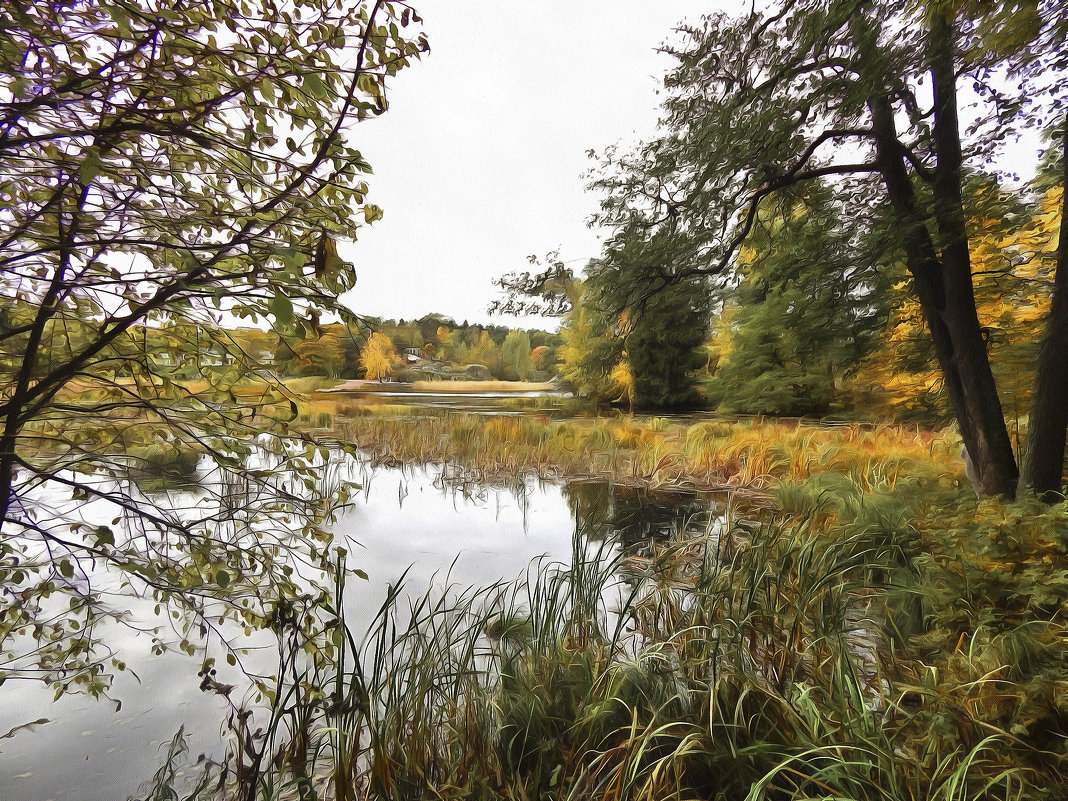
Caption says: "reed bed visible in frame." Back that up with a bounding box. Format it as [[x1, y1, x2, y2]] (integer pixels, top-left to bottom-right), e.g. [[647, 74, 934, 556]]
[[333, 412, 960, 495], [140, 489, 1068, 800]]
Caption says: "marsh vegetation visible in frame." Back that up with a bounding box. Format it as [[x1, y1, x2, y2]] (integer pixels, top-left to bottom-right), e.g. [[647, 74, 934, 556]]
[[3, 1, 1068, 800], [122, 420, 1068, 801], [109, 405, 1068, 800]]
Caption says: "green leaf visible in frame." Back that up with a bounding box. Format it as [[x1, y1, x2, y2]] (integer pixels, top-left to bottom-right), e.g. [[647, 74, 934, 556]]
[[78, 152, 103, 185], [216, 569, 231, 588], [303, 73, 328, 99], [92, 526, 115, 547], [269, 292, 293, 327]]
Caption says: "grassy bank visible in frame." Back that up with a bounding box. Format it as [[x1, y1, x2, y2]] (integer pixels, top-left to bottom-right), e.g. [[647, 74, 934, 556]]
[[145, 482, 1068, 800], [334, 411, 963, 496]]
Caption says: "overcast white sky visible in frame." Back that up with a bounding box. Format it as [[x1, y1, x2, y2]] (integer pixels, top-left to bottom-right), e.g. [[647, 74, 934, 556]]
[[340, 2, 745, 328]]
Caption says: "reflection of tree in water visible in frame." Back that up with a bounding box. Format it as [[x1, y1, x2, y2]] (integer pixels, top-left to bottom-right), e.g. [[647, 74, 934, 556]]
[[562, 480, 613, 539], [563, 480, 714, 556]]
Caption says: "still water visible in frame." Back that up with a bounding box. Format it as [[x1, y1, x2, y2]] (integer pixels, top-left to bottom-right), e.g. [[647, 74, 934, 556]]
[[0, 459, 719, 801]]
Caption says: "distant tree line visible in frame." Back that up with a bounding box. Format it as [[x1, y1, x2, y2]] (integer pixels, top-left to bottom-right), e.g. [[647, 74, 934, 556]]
[[217, 313, 563, 383]]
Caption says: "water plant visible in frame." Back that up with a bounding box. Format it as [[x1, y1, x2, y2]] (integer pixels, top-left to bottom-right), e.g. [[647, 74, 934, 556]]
[[334, 411, 958, 498], [135, 482, 1068, 800]]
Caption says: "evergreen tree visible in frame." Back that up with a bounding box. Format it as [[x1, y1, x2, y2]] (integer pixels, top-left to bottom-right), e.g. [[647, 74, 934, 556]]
[[626, 280, 710, 409], [710, 188, 887, 415]]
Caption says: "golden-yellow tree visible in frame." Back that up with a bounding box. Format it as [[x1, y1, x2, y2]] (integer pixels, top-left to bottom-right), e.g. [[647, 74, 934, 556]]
[[361, 331, 397, 382]]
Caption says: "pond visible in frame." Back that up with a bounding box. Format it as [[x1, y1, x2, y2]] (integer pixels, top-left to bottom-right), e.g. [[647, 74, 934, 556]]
[[0, 458, 723, 801]]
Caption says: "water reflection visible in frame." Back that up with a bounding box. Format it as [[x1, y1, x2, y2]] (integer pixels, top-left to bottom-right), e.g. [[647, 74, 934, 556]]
[[563, 480, 720, 554], [0, 461, 722, 801]]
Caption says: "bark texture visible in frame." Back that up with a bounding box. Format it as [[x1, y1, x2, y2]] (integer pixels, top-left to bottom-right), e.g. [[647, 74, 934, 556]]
[[1019, 116, 1068, 499], [864, 13, 1019, 497]]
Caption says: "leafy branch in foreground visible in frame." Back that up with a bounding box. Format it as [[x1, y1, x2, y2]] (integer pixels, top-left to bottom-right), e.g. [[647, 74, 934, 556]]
[[0, 0, 426, 694]]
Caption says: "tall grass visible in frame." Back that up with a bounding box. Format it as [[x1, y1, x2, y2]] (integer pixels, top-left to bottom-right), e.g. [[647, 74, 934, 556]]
[[335, 412, 960, 497], [139, 491, 1067, 800]]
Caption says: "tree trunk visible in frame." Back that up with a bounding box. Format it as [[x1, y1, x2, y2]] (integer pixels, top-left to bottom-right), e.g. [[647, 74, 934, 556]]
[[1019, 115, 1068, 499], [925, 12, 1019, 496], [862, 13, 1018, 497]]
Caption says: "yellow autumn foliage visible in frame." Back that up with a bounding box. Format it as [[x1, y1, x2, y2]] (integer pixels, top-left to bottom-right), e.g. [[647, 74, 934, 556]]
[[848, 185, 1062, 422], [360, 331, 397, 382]]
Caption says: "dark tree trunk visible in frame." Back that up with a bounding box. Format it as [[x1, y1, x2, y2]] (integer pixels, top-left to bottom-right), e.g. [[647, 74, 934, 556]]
[[1019, 116, 1068, 499], [925, 13, 1019, 496], [862, 13, 1019, 497]]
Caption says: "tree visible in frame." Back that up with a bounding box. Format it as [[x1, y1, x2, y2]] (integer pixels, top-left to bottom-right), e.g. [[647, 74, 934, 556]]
[[1021, 126, 1068, 498], [360, 331, 398, 382], [469, 329, 503, 377], [0, 0, 425, 692], [623, 279, 710, 409], [495, 250, 708, 408], [500, 329, 533, 381], [555, 283, 629, 403], [495, 262, 632, 403], [290, 324, 360, 378], [578, 224, 713, 409], [709, 186, 889, 416], [589, 0, 1068, 497]]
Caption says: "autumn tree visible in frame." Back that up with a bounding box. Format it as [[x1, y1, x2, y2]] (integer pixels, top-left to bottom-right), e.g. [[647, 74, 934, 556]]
[[360, 331, 397, 381], [0, 0, 425, 691], [556, 284, 629, 403], [290, 323, 360, 378], [589, 0, 1068, 497], [468, 329, 503, 377]]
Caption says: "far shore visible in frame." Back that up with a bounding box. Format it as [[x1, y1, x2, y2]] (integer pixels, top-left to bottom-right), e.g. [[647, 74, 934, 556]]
[[318, 378, 561, 394]]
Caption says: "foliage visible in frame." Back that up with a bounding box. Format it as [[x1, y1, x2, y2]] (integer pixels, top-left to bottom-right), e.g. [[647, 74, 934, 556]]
[[623, 277, 710, 409], [587, 0, 1068, 496], [847, 179, 1063, 428], [709, 186, 890, 416], [359, 331, 398, 382], [499, 329, 533, 381], [0, 0, 426, 693], [556, 280, 630, 403], [574, 227, 714, 410]]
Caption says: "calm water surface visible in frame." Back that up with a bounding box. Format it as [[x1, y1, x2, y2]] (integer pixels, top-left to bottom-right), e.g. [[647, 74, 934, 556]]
[[0, 454, 718, 801], [0, 390, 724, 801]]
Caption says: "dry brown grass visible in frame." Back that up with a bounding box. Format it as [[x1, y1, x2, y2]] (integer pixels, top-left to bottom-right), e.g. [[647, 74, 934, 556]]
[[405, 379, 557, 393], [334, 412, 961, 495]]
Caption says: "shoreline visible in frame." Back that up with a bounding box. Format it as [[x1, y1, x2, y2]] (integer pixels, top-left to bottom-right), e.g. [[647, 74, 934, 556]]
[[318, 378, 561, 394]]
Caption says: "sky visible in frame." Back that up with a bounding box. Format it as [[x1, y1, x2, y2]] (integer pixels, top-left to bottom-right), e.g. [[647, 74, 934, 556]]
[[339, 2, 744, 328]]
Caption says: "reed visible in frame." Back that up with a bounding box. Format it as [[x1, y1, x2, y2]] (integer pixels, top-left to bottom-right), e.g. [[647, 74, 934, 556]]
[[335, 412, 960, 495], [137, 489, 1066, 800]]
